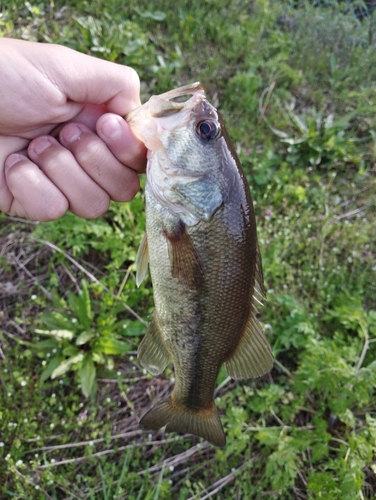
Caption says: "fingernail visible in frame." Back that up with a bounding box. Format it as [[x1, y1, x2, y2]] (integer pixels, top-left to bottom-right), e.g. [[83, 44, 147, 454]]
[[5, 154, 23, 169], [31, 136, 52, 155], [61, 124, 81, 144], [100, 116, 123, 140]]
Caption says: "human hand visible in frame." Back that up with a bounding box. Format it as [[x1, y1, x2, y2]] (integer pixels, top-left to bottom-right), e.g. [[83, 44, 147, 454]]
[[0, 38, 146, 221]]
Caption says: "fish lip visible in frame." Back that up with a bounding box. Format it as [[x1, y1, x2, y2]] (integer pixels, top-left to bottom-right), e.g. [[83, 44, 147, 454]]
[[155, 81, 206, 100], [126, 82, 207, 122], [125, 106, 142, 122]]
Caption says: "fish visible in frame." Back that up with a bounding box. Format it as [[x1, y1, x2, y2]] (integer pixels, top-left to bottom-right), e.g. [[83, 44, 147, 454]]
[[126, 82, 273, 447]]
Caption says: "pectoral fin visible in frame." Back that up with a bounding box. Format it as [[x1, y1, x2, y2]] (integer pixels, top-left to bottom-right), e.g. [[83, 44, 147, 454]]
[[136, 233, 149, 287], [138, 317, 171, 375], [163, 220, 204, 289]]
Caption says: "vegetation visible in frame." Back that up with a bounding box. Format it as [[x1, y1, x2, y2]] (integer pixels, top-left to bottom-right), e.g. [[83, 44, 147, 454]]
[[1, 0, 375, 498]]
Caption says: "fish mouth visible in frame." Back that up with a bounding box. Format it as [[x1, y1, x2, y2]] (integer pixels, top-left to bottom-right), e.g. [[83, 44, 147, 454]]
[[154, 82, 206, 102], [126, 82, 206, 121]]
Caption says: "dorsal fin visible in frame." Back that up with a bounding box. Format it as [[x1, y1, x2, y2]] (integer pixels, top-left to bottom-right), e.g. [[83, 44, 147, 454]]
[[225, 241, 273, 379], [225, 314, 273, 379], [254, 241, 266, 301]]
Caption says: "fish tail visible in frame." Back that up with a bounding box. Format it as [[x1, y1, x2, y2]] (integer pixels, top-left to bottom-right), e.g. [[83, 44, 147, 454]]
[[140, 397, 226, 447]]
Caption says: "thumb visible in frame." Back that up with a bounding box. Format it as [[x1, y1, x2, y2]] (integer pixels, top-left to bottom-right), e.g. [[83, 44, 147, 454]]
[[43, 44, 141, 116]]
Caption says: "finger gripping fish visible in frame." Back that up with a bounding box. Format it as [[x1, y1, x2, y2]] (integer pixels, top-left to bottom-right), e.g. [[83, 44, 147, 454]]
[[127, 82, 273, 447]]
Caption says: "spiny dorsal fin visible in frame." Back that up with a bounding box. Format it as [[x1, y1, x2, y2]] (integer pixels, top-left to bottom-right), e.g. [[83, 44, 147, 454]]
[[138, 317, 171, 376], [255, 241, 266, 300], [140, 396, 226, 447], [136, 233, 149, 287], [163, 220, 204, 289]]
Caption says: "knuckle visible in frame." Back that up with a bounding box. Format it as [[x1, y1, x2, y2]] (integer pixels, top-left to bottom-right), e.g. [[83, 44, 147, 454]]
[[40, 155, 62, 175], [75, 138, 104, 168], [30, 142, 68, 175]]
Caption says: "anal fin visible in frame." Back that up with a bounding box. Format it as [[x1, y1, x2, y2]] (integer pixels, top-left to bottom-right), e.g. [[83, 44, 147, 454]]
[[138, 317, 170, 376]]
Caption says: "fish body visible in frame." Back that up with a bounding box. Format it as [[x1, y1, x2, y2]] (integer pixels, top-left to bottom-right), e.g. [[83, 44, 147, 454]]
[[127, 83, 273, 446]]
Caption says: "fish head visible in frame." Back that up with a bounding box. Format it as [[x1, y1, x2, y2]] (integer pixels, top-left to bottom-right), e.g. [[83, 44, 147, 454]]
[[127, 83, 234, 225]]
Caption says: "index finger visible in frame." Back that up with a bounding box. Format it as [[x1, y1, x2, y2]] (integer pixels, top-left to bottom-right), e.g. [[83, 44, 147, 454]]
[[96, 113, 147, 173]]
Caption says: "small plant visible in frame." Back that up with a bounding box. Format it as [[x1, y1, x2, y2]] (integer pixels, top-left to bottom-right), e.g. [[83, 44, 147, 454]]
[[34, 280, 132, 397], [279, 106, 363, 169]]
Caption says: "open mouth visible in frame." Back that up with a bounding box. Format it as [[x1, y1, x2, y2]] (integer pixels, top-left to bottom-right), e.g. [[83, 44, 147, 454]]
[[156, 82, 206, 101], [126, 82, 206, 121]]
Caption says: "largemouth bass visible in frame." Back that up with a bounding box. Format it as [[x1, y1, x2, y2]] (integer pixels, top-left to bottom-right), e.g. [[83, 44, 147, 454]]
[[127, 82, 273, 447]]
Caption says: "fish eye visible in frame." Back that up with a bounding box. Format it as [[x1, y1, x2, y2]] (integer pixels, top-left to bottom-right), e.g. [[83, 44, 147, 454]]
[[196, 120, 221, 141]]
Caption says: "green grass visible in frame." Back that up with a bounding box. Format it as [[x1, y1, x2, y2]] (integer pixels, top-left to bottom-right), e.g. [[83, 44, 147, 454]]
[[1, 0, 376, 498]]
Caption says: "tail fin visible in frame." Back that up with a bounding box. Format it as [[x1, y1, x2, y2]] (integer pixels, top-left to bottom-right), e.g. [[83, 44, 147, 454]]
[[140, 397, 226, 447]]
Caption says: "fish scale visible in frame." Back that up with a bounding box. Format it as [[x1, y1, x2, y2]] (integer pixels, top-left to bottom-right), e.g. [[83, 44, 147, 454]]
[[127, 82, 273, 446]]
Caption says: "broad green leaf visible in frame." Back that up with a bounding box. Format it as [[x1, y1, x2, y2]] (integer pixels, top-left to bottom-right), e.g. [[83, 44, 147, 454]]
[[40, 356, 63, 382], [79, 355, 96, 398], [34, 339, 59, 351], [118, 320, 145, 337], [63, 345, 80, 357], [137, 9, 166, 21], [51, 353, 84, 379], [95, 336, 131, 355], [75, 330, 96, 346], [105, 356, 114, 370], [36, 312, 77, 332], [35, 329, 74, 340], [92, 352, 106, 364], [368, 310, 376, 337], [281, 137, 307, 145], [77, 280, 93, 329], [66, 283, 92, 329], [67, 291, 81, 319], [288, 111, 308, 134], [50, 290, 66, 310]]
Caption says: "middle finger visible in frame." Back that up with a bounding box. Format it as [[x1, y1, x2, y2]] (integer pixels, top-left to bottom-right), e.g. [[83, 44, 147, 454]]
[[28, 136, 110, 218], [59, 122, 140, 202]]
